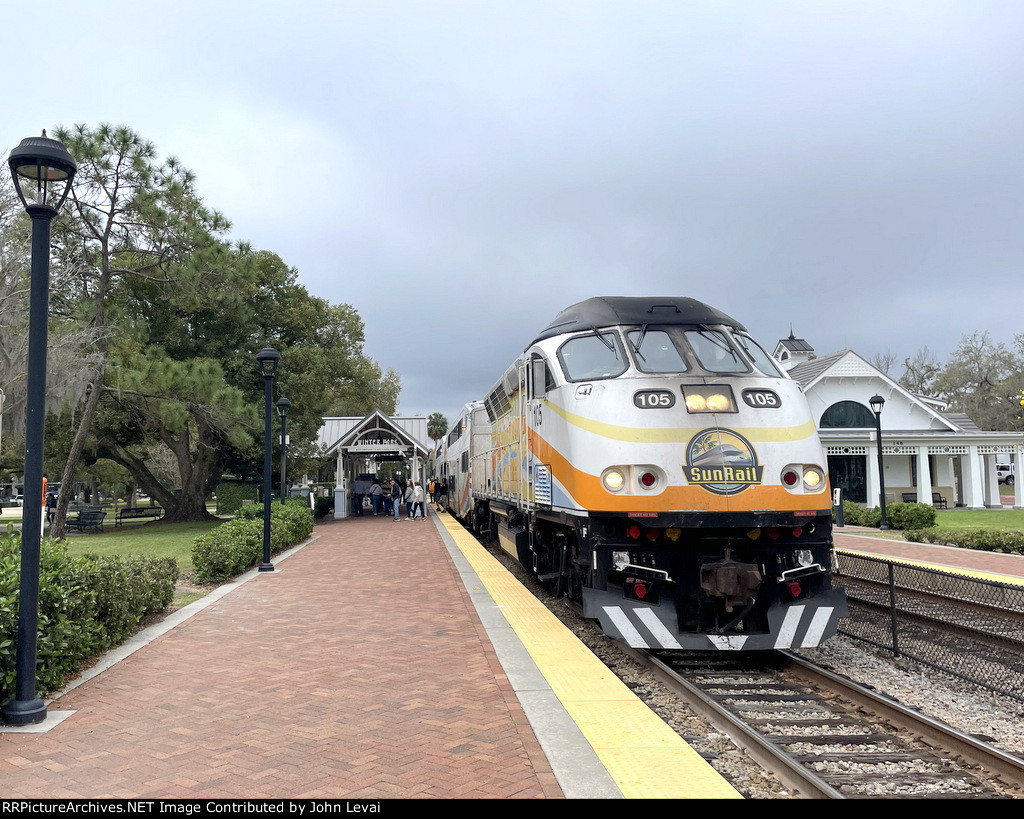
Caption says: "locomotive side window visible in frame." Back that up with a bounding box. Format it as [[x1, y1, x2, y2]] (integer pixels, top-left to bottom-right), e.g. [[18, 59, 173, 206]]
[[626, 328, 689, 374], [557, 332, 628, 381], [733, 332, 785, 378], [683, 329, 749, 374]]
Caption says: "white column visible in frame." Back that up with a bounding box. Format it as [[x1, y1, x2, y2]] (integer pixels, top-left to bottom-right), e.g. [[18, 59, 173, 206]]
[[334, 450, 348, 519], [916, 446, 932, 503], [961, 446, 986, 509], [1016, 450, 1024, 509], [984, 453, 1002, 508], [867, 443, 882, 509]]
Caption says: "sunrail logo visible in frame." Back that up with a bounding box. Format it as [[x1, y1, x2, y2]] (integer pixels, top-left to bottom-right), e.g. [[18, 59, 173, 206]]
[[684, 428, 764, 495]]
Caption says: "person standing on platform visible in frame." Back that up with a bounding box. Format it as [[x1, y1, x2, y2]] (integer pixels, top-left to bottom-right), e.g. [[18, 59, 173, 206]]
[[413, 481, 425, 519], [392, 478, 404, 521], [404, 480, 415, 520], [367, 480, 382, 515]]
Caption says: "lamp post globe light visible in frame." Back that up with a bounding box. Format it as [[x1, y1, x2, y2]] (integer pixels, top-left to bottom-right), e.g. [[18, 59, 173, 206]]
[[276, 397, 291, 504], [256, 348, 281, 572], [1, 133, 77, 726], [870, 394, 889, 531]]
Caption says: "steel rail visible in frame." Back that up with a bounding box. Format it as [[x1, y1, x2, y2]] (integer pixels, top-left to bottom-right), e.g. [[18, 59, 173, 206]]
[[616, 645, 845, 799], [781, 651, 1024, 789]]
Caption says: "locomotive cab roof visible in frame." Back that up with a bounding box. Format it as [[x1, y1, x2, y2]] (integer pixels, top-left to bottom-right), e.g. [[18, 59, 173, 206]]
[[528, 296, 746, 347]]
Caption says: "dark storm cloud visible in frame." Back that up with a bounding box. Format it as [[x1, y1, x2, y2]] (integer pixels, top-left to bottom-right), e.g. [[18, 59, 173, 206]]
[[9, 1, 1024, 425]]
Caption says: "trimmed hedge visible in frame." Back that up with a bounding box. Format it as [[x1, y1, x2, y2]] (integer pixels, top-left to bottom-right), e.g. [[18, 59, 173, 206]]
[[192, 502, 314, 583], [904, 527, 1024, 555], [215, 480, 259, 516], [836, 500, 936, 530], [0, 530, 178, 701]]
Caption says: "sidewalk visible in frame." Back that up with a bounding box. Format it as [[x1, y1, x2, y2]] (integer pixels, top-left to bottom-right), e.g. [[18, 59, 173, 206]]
[[0, 516, 562, 799], [834, 527, 1024, 582]]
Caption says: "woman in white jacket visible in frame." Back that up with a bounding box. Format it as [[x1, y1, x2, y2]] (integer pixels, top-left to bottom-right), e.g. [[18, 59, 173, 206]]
[[413, 482, 426, 520], [404, 482, 415, 520]]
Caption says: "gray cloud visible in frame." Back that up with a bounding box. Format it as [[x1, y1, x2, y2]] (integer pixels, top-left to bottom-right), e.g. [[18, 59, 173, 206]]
[[10, 1, 1024, 425]]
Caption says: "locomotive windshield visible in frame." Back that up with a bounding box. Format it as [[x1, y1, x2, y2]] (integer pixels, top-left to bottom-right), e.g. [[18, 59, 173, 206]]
[[733, 332, 786, 378], [683, 328, 750, 374], [625, 328, 690, 373], [557, 331, 628, 381]]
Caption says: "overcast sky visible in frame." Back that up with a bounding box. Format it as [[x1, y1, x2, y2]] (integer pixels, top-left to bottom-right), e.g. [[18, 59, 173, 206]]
[[8, 1, 1024, 426]]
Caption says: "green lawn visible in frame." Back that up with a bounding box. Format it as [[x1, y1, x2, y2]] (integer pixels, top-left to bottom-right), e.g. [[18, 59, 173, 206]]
[[62, 519, 227, 571], [934, 507, 1024, 529]]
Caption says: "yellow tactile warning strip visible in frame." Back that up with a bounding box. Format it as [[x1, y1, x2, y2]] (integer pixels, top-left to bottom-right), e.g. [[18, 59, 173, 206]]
[[841, 549, 1024, 587], [436, 512, 742, 800]]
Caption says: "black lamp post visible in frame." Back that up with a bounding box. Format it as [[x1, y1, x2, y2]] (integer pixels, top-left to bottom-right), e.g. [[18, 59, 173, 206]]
[[2, 132, 77, 726], [276, 397, 291, 504], [870, 394, 889, 531], [256, 348, 281, 572]]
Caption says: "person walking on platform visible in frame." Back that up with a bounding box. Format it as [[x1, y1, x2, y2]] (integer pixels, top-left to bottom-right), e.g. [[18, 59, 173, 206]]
[[392, 478, 404, 521], [382, 480, 394, 517], [404, 481, 415, 520], [413, 481, 425, 519]]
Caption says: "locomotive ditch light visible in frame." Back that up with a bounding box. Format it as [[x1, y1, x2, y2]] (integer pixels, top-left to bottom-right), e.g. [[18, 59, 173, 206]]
[[802, 467, 824, 490], [612, 551, 630, 570], [603, 469, 625, 492]]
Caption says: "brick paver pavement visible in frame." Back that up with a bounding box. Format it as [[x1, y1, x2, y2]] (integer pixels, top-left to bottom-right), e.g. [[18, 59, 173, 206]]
[[834, 528, 1024, 580], [0, 516, 562, 799]]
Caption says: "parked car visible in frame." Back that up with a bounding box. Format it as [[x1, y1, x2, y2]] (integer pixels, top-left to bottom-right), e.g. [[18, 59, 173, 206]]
[[997, 463, 1015, 486], [15, 494, 23, 506]]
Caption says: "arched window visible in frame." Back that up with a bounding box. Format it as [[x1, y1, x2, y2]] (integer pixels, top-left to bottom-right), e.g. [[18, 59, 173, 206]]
[[820, 400, 875, 428]]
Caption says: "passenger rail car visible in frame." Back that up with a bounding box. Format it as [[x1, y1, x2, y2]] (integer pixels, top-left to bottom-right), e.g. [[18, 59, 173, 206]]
[[440, 297, 848, 651]]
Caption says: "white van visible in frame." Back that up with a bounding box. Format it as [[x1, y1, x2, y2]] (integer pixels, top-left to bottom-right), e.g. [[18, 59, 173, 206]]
[[997, 463, 1015, 485]]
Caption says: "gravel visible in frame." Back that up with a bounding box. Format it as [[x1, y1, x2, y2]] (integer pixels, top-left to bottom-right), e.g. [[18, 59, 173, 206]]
[[486, 544, 1024, 799]]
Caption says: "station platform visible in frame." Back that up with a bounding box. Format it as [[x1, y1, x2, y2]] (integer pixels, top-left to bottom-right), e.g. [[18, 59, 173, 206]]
[[0, 510, 740, 800], [834, 528, 1024, 586]]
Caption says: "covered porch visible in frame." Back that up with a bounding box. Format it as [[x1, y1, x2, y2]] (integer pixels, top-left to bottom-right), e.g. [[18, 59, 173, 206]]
[[319, 411, 430, 518], [824, 430, 1024, 510]]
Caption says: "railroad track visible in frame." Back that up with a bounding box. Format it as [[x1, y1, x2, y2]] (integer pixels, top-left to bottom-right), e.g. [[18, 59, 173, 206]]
[[618, 647, 1024, 798]]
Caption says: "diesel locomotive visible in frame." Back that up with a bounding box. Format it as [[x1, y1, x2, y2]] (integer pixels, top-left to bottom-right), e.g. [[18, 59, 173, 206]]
[[439, 296, 848, 650]]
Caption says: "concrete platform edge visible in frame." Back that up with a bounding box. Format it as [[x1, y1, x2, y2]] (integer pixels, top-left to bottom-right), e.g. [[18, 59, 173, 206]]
[[431, 515, 624, 799]]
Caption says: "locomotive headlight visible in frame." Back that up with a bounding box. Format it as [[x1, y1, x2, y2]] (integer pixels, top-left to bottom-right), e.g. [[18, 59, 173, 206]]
[[802, 468, 824, 491], [612, 551, 630, 571], [705, 393, 730, 411], [603, 469, 625, 492], [796, 549, 814, 567], [685, 393, 707, 412], [682, 385, 736, 413]]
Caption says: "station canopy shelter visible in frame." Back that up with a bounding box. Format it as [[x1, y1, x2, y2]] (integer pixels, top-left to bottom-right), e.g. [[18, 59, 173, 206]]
[[319, 410, 430, 518]]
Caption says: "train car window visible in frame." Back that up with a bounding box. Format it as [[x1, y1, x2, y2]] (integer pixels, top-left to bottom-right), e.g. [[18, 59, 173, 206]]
[[683, 329, 750, 374], [557, 332, 628, 381], [530, 353, 557, 393], [733, 332, 785, 378], [625, 328, 689, 374]]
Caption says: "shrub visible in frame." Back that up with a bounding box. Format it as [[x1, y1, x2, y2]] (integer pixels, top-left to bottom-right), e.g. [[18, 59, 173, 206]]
[[904, 527, 1024, 555], [0, 530, 178, 701], [836, 501, 936, 530], [192, 502, 313, 583], [883, 502, 936, 530]]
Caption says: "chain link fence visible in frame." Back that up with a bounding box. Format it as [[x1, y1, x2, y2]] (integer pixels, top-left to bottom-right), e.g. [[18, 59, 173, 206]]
[[834, 550, 1024, 702]]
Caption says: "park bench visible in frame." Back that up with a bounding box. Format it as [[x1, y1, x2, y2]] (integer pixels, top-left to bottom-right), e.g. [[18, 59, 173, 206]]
[[115, 505, 164, 527], [66, 508, 106, 533], [932, 492, 948, 509], [901, 492, 917, 503]]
